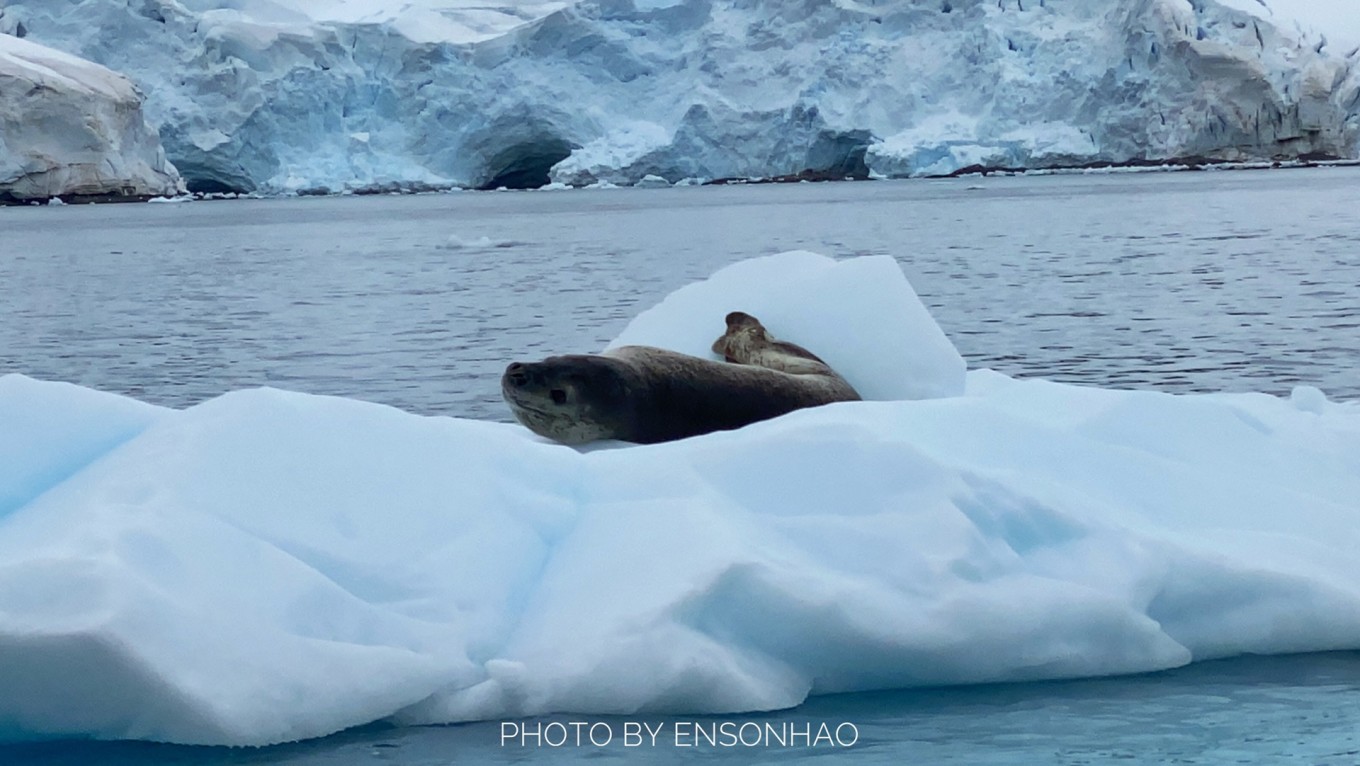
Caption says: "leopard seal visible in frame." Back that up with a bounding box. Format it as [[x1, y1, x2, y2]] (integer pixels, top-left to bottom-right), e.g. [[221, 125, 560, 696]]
[[711, 310, 842, 376], [501, 313, 859, 444]]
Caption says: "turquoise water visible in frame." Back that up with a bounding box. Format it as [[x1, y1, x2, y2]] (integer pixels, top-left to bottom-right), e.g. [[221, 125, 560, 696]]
[[4, 653, 1359, 764]]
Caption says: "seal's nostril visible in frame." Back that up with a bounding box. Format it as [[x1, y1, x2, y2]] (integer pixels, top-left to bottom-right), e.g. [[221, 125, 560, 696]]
[[506, 363, 528, 387]]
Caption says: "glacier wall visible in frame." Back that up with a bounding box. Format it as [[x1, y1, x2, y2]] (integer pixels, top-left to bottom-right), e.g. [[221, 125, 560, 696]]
[[0, 33, 183, 203], [3, 0, 1357, 194]]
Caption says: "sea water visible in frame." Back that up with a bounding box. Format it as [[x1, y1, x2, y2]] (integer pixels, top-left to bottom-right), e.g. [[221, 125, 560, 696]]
[[3, 654, 1359, 764], [2, 169, 1359, 764], [3, 169, 1358, 415]]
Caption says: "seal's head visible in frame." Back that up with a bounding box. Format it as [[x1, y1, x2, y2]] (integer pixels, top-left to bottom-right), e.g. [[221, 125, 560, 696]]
[[503, 343, 858, 445], [711, 311, 766, 361], [501, 355, 634, 444], [711, 311, 833, 375]]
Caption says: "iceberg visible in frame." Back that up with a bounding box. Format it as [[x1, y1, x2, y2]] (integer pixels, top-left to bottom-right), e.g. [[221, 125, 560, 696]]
[[2, 251, 1359, 747], [2, 0, 1358, 194], [607, 251, 966, 401], [0, 33, 183, 203]]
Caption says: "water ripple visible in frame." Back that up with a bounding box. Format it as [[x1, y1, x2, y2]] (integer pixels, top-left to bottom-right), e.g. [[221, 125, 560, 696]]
[[2, 169, 1359, 418]]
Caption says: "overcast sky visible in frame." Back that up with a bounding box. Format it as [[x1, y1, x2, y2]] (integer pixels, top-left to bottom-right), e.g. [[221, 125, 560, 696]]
[[1220, 0, 1360, 47]]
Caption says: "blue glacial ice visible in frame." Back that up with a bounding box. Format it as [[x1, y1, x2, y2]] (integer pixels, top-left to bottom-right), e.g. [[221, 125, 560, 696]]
[[2, 0, 1358, 194], [1, 252, 1359, 746]]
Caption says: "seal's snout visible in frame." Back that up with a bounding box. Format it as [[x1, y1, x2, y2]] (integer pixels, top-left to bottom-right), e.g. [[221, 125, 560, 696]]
[[505, 362, 530, 387]]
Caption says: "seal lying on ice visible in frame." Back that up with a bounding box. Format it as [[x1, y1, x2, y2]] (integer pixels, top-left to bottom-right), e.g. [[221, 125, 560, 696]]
[[501, 312, 859, 444]]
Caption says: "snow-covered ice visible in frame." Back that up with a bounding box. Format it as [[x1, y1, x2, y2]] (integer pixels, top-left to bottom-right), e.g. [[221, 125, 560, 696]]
[[0, 33, 183, 202], [2, 251, 1359, 747], [3, 0, 1358, 194], [607, 251, 966, 401]]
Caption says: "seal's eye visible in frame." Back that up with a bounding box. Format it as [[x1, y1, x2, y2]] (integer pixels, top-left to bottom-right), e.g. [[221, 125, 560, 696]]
[[550, 389, 568, 405]]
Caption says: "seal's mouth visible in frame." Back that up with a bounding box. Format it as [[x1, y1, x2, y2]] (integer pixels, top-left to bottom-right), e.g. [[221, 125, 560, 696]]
[[503, 387, 566, 421], [507, 399, 553, 418], [507, 394, 568, 419]]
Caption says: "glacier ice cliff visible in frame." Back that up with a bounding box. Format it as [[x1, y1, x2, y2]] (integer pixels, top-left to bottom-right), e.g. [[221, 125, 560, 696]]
[[0, 32, 183, 203], [2, 0, 1358, 194]]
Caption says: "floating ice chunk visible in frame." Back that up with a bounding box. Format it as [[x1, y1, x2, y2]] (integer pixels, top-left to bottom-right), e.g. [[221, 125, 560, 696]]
[[1, 254, 1359, 748], [1290, 384, 1330, 414], [634, 174, 671, 188], [438, 234, 525, 250], [0, 375, 164, 521], [608, 250, 966, 400]]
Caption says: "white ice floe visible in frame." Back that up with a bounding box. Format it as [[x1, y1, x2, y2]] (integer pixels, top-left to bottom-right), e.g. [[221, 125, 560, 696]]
[[438, 234, 526, 250], [607, 251, 965, 400], [1, 252, 1359, 746]]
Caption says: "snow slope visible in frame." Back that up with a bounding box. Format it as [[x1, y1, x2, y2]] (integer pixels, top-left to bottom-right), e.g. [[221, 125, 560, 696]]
[[2, 0, 1357, 194], [0, 33, 183, 202], [2, 251, 1359, 746]]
